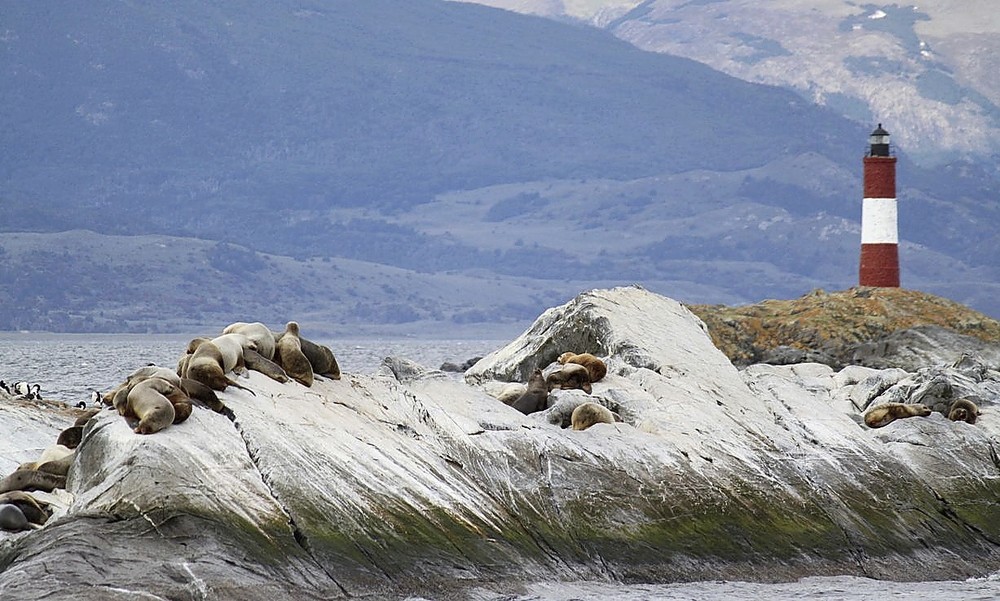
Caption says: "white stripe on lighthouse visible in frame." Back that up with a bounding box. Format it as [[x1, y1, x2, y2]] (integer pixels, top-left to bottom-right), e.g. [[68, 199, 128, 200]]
[[860, 197, 897, 244]]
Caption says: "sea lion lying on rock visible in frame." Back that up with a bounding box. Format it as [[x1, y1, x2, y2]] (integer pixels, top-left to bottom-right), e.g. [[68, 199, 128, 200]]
[[558, 352, 607, 383], [494, 382, 527, 405], [19, 445, 75, 477], [571, 402, 621, 431], [546, 363, 592, 394], [223, 321, 277, 360], [121, 377, 193, 435], [298, 337, 341, 380], [109, 365, 232, 415], [0, 503, 28, 531], [182, 337, 255, 393], [947, 398, 980, 424], [0, 469, 66, 494], [56, 425, 83, 450], [0, 490, 49, 526], [242, 348, 290, 383], [863, 402, 932, 428]]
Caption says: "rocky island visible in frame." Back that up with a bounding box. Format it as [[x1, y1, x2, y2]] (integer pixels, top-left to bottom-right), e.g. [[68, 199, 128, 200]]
[[1, 285, 999, 600]]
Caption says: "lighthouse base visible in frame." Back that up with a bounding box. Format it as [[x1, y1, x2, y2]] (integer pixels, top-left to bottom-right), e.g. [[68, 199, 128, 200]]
[[859, 243, 900, 287]]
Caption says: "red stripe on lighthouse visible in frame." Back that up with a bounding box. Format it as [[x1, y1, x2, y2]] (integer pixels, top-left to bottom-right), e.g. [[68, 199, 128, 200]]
[[863, 157, 896, 197], [859, 243, 899, 287]]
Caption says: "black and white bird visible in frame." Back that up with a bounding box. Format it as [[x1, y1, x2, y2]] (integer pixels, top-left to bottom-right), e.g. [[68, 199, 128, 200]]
[[76, 389, 102, 409], [12, 381, 41, 400]]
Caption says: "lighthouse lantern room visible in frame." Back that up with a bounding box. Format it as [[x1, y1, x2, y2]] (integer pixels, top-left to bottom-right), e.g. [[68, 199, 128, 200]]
[[858, 123, 900, 287]]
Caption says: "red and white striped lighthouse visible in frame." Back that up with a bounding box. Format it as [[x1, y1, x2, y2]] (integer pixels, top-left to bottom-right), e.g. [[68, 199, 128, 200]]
[[859, 123, 900, 287]]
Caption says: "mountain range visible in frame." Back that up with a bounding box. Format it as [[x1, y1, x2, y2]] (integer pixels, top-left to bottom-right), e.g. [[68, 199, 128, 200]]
[[463, 0, 1000, 166], [1, 0, 998, 334]]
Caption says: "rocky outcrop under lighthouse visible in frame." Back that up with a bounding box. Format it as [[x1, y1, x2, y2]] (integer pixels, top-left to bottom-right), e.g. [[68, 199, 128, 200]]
[[1, 285, 999, 600]]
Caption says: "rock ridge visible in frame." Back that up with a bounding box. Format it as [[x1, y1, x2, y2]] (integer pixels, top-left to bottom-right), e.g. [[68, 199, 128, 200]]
[[1, 285, 999, 599]]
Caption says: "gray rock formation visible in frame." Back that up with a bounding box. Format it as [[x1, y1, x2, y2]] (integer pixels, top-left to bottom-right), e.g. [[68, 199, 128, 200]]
[[2, 286, 1000, 600], [847, 325, 1000, 372]]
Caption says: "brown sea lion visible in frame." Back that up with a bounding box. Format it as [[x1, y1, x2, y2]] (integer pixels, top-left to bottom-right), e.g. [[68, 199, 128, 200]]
[[0, 490, 49, 525], [183, 338, 254, 393], [56, 425, 84, 449], [495, 382, 527, 406], [546, 363, 592, 394], [20, 445, 76, 477], [863, 402, 932, 428], [243, 348, 290, 383], [558, 352, 608, 383], [947, 398, 980, 424], [223, 322, 276, 360], [512, 368, 549, 415], [571, 402, 621, 431], [125, 377, 185, 435], [179, 377, 231, 416], [73, 407, 102, 427], [177, 338, 211, 377], [0, 469, 66, 494], [298, 337, 341, 380], [274, 322, 314, 387], [108, 365, 185, 406]]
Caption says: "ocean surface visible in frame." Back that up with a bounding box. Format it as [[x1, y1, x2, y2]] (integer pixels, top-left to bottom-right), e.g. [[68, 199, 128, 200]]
[[0, 332, 505, 405], [3, 333, 1000, 600]]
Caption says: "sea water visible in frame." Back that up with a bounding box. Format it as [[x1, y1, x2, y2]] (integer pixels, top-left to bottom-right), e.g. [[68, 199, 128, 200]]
[[2, 333, 1000, 599], [0, 332, 503, 404]]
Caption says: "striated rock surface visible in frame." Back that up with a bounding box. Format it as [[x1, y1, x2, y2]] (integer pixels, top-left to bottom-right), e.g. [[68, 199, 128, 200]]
[[1, 286, 1000, 600]]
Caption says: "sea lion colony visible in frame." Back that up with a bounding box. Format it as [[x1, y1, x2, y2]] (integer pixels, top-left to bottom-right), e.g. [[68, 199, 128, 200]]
[[0, 320, 344, 533], [501, 350, 622, 430], [0, 336, 986, 534]]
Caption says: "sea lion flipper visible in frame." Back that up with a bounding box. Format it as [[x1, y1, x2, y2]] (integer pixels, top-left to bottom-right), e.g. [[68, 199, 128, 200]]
[[225, 377, 256, 396]]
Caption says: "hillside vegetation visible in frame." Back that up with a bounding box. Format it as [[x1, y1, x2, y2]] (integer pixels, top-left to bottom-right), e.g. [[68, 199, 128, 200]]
[[688, 287, 1000, 367]]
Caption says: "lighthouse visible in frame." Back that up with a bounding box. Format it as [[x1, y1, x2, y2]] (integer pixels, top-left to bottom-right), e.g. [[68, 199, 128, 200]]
[[858, 123, 900, 287]]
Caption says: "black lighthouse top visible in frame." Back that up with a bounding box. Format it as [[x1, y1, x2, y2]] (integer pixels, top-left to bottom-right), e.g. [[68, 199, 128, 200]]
[[868, 123, 890, 157]]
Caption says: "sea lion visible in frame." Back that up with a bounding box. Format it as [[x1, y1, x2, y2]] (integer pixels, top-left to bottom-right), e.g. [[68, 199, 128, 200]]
[[571, 402, 621, 431], [243, 348, 290, 383], [177, 338, 211, 377], [274, 322, 314, 387], [863, 402, 932, 428], [947, 398, 980, 424], [25, 445, 75, 476], [223, 322, 276, 360], [558, 352, 608, 384], [124, 377, 189, 434], [298, 337, 341, 380], [21, 446, 76, 477], [495, 382, 527, 406], [546, 363, 592, 394], [0, 491, 48, 525], [74, 407, 102, 427], [512, 368, 549, 415], [179, 377, 232, 416], [56, 425, 83, 449], [107, 365, 184, 406], [212, 333, 256, 375], [183, 338, 254, 393], [0, 469, 66, 494], [0, 504, 28, 531]]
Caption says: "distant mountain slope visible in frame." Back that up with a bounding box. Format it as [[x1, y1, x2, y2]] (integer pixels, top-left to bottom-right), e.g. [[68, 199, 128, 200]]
[[2, 0, 1000, 331], [461, 0, 1000, 166], [2, 0, 856, 237]]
